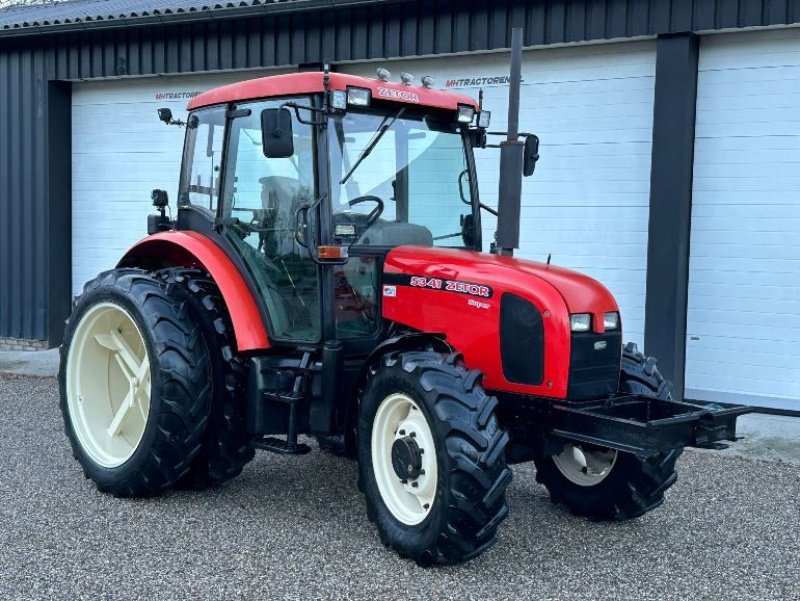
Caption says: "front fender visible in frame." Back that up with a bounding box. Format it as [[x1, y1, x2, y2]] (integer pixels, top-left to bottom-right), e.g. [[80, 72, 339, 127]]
[[118, 231, 270, 351]]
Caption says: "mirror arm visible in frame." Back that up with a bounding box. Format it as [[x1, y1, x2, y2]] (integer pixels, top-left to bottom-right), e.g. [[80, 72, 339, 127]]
[[293, 193, 348, 265], [480, 203, 499, 217], [281, 102, 326, 126], [485, 131, 533, 140]]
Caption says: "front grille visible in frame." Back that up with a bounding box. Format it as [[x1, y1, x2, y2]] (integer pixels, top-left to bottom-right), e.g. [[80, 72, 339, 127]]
[[567, 331, 622, 401], [500, 294, 545, 385]]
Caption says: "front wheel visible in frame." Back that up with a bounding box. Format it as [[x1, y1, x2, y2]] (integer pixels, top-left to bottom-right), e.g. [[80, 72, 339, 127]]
[[533, 342, 681, 520], [358, 350, 511, 565]]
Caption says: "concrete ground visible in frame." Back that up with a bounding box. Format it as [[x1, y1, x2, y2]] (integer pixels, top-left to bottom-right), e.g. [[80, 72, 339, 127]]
[[0, 348, 59, 378], [0, 373, 798, 600]]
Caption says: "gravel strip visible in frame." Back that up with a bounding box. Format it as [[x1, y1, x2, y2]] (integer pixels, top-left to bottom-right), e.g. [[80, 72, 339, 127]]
[[0, 373, 798, 600]]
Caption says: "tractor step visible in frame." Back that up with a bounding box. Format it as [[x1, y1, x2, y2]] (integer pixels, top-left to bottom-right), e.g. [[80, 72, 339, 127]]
[[254, 436, 312, 455], [263, 390, 305, 405]]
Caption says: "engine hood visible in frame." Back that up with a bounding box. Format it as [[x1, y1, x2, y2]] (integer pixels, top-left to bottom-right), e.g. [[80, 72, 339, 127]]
[[382, 246, 621, 398], [385, 246, 619, 331]]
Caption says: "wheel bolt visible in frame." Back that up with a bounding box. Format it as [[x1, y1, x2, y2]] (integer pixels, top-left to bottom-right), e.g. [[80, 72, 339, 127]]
[[411, 481, 418, 488], [399, 429, 406, 435], [409, 431, 416, 438], [423, 503, 430, 510]]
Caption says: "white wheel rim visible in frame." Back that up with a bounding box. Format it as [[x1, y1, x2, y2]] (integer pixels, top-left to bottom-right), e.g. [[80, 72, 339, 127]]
[[371, 393, 438, 526], [66, 302, 152, 468], [552, 444, 618, 487]]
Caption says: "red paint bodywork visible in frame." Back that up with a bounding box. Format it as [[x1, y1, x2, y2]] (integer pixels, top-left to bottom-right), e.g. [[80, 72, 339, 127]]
[[188, 72, 479, 112], [119, 231, 270, 352], [382, 247, 620, 398]]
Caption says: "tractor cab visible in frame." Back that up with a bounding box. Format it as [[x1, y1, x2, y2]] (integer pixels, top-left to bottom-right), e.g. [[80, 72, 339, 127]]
[[172, 70, 496, 348]]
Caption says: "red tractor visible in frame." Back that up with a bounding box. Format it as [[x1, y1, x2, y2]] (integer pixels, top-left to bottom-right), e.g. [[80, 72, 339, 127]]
[[59, 32, 748, 565]]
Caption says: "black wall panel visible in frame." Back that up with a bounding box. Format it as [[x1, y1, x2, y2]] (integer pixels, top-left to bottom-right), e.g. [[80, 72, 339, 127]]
[[0, 0, 798, 343]]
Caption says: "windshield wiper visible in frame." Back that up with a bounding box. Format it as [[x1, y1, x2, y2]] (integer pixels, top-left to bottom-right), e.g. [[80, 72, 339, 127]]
[[340, 107, 406, 185]]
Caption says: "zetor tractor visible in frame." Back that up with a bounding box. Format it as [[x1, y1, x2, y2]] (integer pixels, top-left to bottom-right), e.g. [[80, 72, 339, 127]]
[[59, 33, 749, 565]]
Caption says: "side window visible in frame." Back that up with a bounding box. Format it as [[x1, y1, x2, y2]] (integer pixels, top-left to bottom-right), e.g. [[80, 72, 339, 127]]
[[179, 106, 226, 212], [407, 129, 472, 246]]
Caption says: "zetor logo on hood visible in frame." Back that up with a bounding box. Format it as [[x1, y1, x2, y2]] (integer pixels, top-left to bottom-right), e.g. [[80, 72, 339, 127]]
[[377, 87, 420, 103]]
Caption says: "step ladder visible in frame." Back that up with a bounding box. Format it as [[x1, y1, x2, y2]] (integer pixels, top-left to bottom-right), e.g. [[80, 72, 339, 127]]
[[253, 351, 312, 455]]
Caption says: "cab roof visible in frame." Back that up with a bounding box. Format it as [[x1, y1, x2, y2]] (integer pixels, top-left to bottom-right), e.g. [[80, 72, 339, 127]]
[[187, 72, 479, 112]]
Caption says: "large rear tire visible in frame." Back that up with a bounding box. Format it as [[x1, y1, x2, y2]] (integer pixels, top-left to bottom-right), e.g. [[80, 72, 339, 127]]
[[358, 350, 511, 565], [59, 269, 212, 497], [158, 269, 255, 490], [533, 342, 682, 520]]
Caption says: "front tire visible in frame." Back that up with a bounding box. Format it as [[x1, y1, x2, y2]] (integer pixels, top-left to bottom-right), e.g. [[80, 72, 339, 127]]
[[533, 342, 682, 520], [59, 269, 212, 497], [358, 350, 511, 565]]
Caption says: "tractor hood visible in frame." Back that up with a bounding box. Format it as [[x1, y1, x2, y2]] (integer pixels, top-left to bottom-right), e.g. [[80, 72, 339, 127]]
[[383, 246, 619, 328], [381, 246, 620, 399]]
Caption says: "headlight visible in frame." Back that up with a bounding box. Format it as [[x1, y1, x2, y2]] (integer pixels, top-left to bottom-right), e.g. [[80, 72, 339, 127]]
[[477, 110, 491, 128], [346, 86, 371, 107], [457, 105, 475, 124], [603, 311, 620, 331], [570, 314, 591, 332]]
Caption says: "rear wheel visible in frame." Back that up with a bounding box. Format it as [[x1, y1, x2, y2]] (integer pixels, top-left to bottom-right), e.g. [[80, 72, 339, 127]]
[[59, 269, 212, 497], [358, 350, 511, 565], [158, 269, 255, 489], [533, 342, 682, 520]]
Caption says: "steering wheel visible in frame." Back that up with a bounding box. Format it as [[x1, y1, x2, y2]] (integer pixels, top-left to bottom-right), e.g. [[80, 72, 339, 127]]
[[347, 195, 384, 230]]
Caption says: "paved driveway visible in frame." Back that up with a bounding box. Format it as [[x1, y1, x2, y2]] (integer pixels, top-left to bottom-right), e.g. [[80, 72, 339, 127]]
[[1, 374, 798, 600]]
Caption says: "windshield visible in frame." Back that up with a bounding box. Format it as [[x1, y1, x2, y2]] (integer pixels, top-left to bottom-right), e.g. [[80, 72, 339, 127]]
[[328, 109, 475, 248]]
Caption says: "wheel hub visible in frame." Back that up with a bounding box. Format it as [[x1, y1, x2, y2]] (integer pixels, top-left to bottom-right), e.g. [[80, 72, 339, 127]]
[[391, 436, 423, 480], [65, 301, 152, 469], [371, 393, 438, 525]]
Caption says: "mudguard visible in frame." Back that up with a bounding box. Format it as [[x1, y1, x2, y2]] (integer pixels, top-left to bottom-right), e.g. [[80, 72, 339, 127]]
[[118, 231, 270, 351]]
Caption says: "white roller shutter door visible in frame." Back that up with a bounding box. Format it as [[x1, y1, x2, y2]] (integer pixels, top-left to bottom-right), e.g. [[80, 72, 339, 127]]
[[686, 29, 800, 409]]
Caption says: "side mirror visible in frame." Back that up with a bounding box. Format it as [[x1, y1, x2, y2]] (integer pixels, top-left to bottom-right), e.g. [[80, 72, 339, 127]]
[[523, 134, 540, 176], [461, 213, 476, 247], [261, 108, 294, 158], [157, 108, 173, 124]]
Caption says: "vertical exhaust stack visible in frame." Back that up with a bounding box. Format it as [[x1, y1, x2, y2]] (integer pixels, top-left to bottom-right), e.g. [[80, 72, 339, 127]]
[[494, 27, 524, 257]]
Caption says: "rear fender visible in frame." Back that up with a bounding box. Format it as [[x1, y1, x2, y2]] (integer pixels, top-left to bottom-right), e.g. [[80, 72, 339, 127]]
[[118, 231, 270, 351]]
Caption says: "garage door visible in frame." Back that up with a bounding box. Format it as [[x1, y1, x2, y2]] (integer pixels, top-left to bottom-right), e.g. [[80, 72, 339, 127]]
[[340, 40, 656, 346], [686, 29, 800, 409], [71, 69, 287, 297]]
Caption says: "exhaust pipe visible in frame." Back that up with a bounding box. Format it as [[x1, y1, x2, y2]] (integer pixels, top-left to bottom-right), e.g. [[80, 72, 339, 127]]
[[494, 27, 524, 257]]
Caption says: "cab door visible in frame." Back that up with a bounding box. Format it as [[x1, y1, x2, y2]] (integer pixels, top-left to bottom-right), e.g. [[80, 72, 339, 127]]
[[220, 99, 322, 343]]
